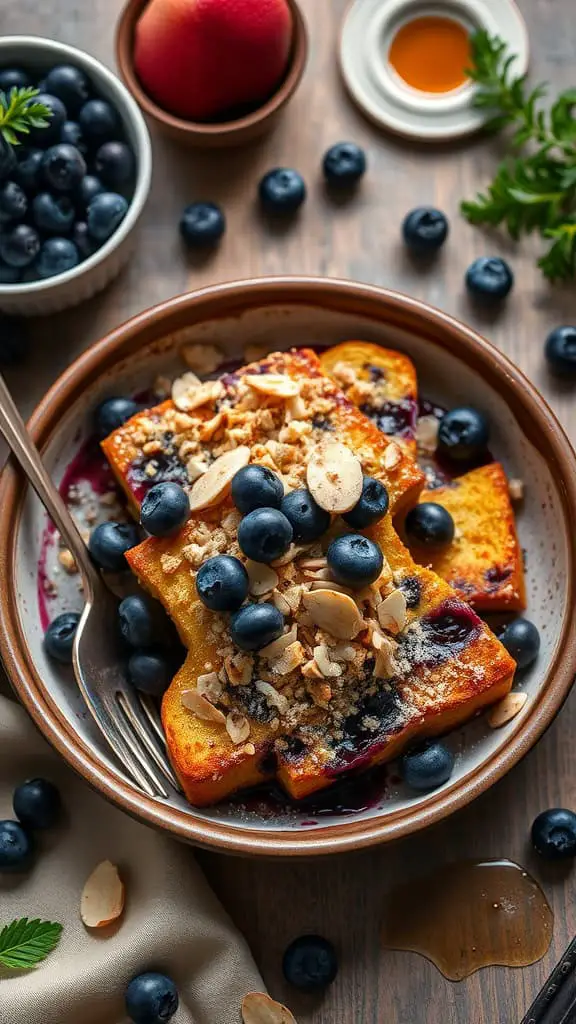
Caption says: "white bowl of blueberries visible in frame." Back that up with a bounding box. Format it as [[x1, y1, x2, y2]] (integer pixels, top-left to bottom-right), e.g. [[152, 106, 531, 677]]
[[0, 36, 152, 315]]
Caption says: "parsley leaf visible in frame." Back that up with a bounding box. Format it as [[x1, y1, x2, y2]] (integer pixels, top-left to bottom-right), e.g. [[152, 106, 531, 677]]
[[0, 87, 52, 147], [0, 918, 63, 970]]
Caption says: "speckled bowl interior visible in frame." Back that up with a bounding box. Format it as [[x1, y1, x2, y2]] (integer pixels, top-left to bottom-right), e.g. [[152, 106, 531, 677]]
[[2, 279, 575, 856]]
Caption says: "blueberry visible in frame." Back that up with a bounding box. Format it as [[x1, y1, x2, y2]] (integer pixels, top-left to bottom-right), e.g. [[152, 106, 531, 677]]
[[42, 143, 87, 191], [0, 181, 27, 225], [499, 617, 540, 670], [401, 741, 455, 791], [282, 935, 338, 992], [94, 141, 135, 188], [140, 481, 189, 537], [402, 207, 449, 254], [76, 174, 104, 208], [89, 521, 140, 571], [532, 808, 576, 861], [259, 168, 306, 213], [465, 256, 514, 300], [13, 147, 44, 193], [0, 260, 20, 284], [32, 193, 75, 234], [0, 136, 16, 181], [0, 69, 31, 92], [128, 648, 172, 696], [280, 488, 331, 542], [79, 98, 120, 143], [0, 314, 29, 364], [125, 971, 179, 1024], [70, 222, 94, 260], [327, 533, 383, 589], [28, 94, 67, 146], [231, 464, 284, 514], [94, 396, 139, 438], [180, 201, 225, 247], [545, 325, 576, 377], [0, 224, 40, 268], [196, 555, 249, 612], [237, 507, 293, 563], [322, 142, 366, 185], [36, 237, 79, 278], [13, 778, 61, 830], [405, 502, 455, 548], [87, 191, 128, 242], [60, 119, 87, 153], [342, 477, 389, 529], [437, 406, 489, 463], [43, 612, 80, 663], [119, 594, 157, 648], [0, 820, 34, 873], [230, 602, 284, 652], [44, 65, 91, 115]]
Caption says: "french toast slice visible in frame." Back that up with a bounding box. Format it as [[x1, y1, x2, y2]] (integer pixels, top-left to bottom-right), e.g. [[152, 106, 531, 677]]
[[319, 341, 418, 454], [406, 463, 526, 612], [118, 352, 515, 806]]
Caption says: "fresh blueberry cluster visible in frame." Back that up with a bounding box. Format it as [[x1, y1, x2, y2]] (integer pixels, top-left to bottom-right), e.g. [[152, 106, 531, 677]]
[[0, 777, 61, 872], [0, 63, 135, 284]]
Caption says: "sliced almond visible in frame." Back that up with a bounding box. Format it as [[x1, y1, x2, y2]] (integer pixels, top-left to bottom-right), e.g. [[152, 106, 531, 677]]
[[302, 658, 324, 679], [285, 393, 307, 420], [242, 992, 297, 1024], [181, 688, 226, 724], [245, 373, 300, 399], [303, 589, 364, 640], [260, 625, 298, 659], [313, 644, 343, 677], [226, 711, 251, 744], [197, 672, 223, 703], [383, 441, 403, 471], [487, 691, 528, 728], [310, 580, 350, 594], [306, 441, 363, 513], [372, 630, 398, 678], [376, 589, 407, 634], [298, 557, 328, 570], [255, 680, 289, 714], [189, 446, 251, 511], [415, 415, 439, 454], [508, 478, 525, 502], [271, 640, 305, 676], [302, 567, 333, 581], [224, 652, 254, 686], [246, 560, 279, 597], [80, 860, 125, 929], [283, 584, 304, 612], [171, 371, 201, 410], [187, 456, 209, 483], [272, 589, 291, 615], [181, 342, 223, 374]]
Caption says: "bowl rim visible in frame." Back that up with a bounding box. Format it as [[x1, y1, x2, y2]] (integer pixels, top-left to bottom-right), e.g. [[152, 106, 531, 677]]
[[0, 35, 152, 297], [1, 276, 576, 857], [114, 0, 308, 137]]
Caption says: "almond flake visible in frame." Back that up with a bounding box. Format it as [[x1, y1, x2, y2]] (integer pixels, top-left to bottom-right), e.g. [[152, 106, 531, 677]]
[[245, 373, 300, 399], [487, 691, 528, 728], [171, 371, 201, 409], [189, 446, 251, 511], [226, 711, 250, 744], [372, 630, 398, 677], [260, 625, 298, 659], [508, 478, 525, 502], [224, 652, 253, 686], [246, 560, 279, 597], [80, 860, 125, 929], [242, 992, 297, 1024], [181, 689, 226, 724], [271, 640, 305, 675], [309, 580, 350, 594], [298, 557, 328, 570], [282, 584, 303, 612], [181, 342, 224, 374], [187, 456, 209, 482], [383, 442, 402, 471], [415, 415, 439, 454], [306, 441, 363, 513], [197, 672, 223, 703], [303, 589, 364, 640], [313, 644, 343, 677], [255, 680, 289, 714], [376, 589, 407, 634], [285, 393, 307, 420], [302, 658, 324, 679], [272, 589, 291, 615]]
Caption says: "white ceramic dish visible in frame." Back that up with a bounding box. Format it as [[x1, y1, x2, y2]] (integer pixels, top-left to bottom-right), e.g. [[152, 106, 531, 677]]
[[0, 36, 152, 316]]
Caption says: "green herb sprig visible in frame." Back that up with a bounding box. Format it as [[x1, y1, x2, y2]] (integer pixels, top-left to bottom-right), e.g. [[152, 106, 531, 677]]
[[0, 86, 53, 146], [461, 31, 576, 281], [0, 918, 62, 970]]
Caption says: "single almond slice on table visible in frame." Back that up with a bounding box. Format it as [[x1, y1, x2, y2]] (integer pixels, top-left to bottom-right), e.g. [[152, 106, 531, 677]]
[[245, 373, 300, 399], [303, 588, 364, 640], [181, 688, 226, 723], [189, 446, 251, 511], [242, 993, 297, 1024], [487, 691, 528, 728], [306, 441, 363, 513], [80, 860, 125, 929]]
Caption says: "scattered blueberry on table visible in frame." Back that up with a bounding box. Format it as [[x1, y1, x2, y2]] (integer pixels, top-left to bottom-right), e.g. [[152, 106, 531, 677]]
[[544, 325, 576, 377], [180, 201, 226, 247], [401, 741, 455, 791], [13, 778, 61, 830], [280, 488, 330, 542], [322, 141, 366, 186], [282, 934, 338, 992], [342, 476, 389, 529], [532, 808, 576, 860], [89, 520, 141, 571], [465, 256, 514, 300], [402, 207, 449, 254], [405, 502, 455, 548], [125, 971, 179, 1024], [230, 602, 284, 652], [43, 611, 81, 663], [258, 168, 306, 213], [196, 555, 249, 612], [0, 819, 35, 873], [437, 406, 489, 464], [231, 464, 284, 514], [327, 534, 384, 589], [499, 617, 540, 669], [140, 481, 190, 537], [237, 507, 293, 563]]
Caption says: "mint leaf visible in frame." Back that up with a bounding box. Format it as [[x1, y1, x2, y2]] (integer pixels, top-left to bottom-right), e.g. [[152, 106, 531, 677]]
[[0, 918, 62, 970]]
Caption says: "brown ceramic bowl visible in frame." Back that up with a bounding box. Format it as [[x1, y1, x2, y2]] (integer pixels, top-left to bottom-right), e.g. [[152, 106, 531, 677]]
[[1, 278, 576, 857], [115, 0, 308, 147]]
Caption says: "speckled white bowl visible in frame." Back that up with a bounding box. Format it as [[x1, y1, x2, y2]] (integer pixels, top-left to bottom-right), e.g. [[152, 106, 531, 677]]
[[1, 278, 575, 856], [0, 36, 152, 316]]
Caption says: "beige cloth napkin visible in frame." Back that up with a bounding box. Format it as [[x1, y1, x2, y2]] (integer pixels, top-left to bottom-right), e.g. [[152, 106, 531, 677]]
[[0, 694, 264, 1024]]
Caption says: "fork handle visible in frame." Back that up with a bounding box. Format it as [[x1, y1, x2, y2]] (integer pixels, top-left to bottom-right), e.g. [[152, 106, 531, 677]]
[[0, 372, 100, 595]]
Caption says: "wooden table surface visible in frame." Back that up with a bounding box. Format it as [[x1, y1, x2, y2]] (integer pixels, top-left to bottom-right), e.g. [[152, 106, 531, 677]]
[[4, 1, 576, 1021]]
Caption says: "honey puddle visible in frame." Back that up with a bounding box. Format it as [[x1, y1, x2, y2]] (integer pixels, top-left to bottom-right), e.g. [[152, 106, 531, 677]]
[[381, 859, 553, 980]]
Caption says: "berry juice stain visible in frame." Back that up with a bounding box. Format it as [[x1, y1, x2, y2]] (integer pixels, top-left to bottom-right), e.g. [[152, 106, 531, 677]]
[[381, 860, 553, 980]]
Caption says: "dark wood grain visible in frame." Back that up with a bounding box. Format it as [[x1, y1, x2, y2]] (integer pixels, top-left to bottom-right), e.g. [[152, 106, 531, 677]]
[[3, 1, 576, 1021]]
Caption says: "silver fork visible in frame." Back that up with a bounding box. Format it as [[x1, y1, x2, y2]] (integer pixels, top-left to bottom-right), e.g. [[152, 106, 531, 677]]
[[0, 372, 179, 799]]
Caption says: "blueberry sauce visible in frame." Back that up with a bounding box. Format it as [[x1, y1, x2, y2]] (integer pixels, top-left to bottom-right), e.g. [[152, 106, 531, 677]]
[[231, 762, 391, 819], [421, 600, 482, 659], [360, 398, 417, 440]]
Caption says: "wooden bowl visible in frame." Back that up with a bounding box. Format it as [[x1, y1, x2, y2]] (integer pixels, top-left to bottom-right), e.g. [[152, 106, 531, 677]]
[[1, 278, 576, 857], [115, 0, 308, 148]]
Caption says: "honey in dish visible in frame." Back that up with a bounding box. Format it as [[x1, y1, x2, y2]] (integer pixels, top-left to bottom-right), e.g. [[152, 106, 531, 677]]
[[381, 859, 553, 980], [388, 16, 471, 94]]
